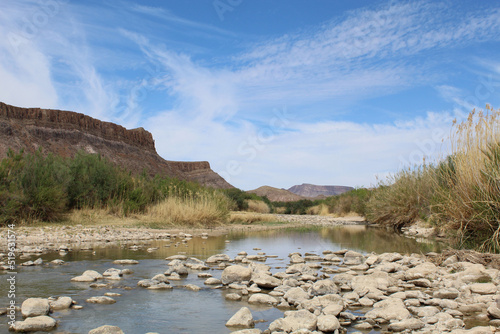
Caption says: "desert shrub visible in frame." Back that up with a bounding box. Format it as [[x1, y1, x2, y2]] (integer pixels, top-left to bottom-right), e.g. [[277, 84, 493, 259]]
[[366, 166, 435, 230], [326, 188, 372, 216], [0, 149, 70, 223], [147, 191, 231, 227], [246, 199, 271, 213], [431, 107, 500, 251]]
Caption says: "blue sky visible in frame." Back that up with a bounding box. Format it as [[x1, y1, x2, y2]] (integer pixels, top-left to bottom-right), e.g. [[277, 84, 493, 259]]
[[1, 0, 500, 190]]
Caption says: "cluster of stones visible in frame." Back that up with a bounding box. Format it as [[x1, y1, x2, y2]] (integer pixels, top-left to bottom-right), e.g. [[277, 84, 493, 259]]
[[125, 249, 500, 333], [0, 226, 174, 253], [217, 250, 500, 334], [273, 215, 365, 226], [7, 247, 500, 333], [9, 296, 76, 332]]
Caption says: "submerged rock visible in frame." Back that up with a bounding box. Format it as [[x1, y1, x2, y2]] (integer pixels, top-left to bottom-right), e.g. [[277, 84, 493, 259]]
[[86, 296, 116, 304]]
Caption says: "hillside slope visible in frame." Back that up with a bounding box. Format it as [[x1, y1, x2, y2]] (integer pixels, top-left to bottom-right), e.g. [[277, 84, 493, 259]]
[[0, 102, 232, 189], [247, 186, 304, 202], [288, 183, 353, 197]]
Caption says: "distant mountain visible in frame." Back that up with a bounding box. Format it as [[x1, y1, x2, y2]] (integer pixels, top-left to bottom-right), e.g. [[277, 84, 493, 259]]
[[246, 186, 304, 202], [288, 183, 353, 198]]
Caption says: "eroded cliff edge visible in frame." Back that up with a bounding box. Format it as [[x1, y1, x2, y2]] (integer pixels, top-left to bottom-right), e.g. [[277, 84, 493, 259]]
[[0, 102, 232, 189]]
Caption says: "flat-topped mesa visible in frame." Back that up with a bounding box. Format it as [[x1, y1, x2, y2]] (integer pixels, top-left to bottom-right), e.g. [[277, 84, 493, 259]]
[[0, 102, 233, 189], [0, 102, 156, 153]]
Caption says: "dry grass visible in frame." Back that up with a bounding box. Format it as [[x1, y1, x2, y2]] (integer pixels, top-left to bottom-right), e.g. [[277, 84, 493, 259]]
[[306, 204, 330, 215], [367, 105, 500, 251], [433, 105, 500, 251], [274, 207, 286, 214], [246, 200, 271, 213], [146, 192, 230, 227], [229, 212, 277, 224], [63, 191, 231, 228], [367, 166, 435, 230], [63, 207, 139, 226]]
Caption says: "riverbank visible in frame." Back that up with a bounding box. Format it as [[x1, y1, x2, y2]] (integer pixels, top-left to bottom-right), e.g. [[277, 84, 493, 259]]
[[0, 213, 366, 253]]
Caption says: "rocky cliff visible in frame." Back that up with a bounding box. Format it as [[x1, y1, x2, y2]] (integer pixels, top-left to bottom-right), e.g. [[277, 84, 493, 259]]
[[288, 183, 353, 198], [0, 102, 232, 189]]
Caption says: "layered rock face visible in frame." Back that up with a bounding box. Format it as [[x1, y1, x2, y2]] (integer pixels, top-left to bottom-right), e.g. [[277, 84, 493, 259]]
[[0, 102, 232, 189]]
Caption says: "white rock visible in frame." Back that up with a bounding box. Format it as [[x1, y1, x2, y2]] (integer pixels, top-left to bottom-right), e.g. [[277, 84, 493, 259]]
[[317, 314, 340, 331], [88, 325, 125, 334], [248, 293, 278, 305], [10, 315, 57, 332], [49, 296, 73, 311], [365, 298, 411, 321], [21, 298, 50, 317], [388, 318, 425, 332], [469, 283, 497, 295], [113, 259, 138, 265], [221, 265, 252, 285], [86, 296, 116, 304], [282, 310, 317, 332], [225, 307, 254, 327]]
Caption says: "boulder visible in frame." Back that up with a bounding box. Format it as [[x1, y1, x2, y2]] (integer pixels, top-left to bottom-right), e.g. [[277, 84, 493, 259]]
[[284, 287, 309, 306], [49, 296, 73, 311], [379, 252, 403, 263], [206, 254, 231, 264], [433, 288, 459, 299], [225, 307, 254, 327], [343, 250, 364, 265], [388, 318, 425, 332], [112, 259, 138, 265], [225, 293, 242, 301], [365, 298, 411, 321], [88, 325, 124, 334], [252, 273, 281, 289], [487, 305, 500, 319], [21, 298, 50, 317], [469, 283, 497, 295], [229, 330, 262, 334], [82, 270, 103, 279], [405, 262, 438, 280], [248, 293, 278, 305], [71, 275, 96, 282], [317, 315, 340, 332], [86, 296, 116, 304], [204, 278, 222, 285], [282, 310, 317, 332], [308, 279, 338, 296], [10, 315, 57, 332], [221, 265, 252, 285], [352, 271, 394, 291]]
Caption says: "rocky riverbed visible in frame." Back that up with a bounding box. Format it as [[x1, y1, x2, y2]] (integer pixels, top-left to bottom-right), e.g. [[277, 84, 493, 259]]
[[4, 244, 500, 333]]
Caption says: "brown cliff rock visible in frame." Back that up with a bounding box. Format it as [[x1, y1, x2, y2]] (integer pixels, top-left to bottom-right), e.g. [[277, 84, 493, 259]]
[[0, 102, 232, 189]]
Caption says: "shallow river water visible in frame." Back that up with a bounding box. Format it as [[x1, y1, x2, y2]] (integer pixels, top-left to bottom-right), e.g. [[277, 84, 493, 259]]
[[0, 225, 444, 333]]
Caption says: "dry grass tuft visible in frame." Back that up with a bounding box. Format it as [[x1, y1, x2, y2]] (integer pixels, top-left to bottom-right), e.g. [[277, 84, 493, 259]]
[[306, 204, 330, 215], [229, 212, 277, 224], [246, 200, 271, 213], [146, 192, 230, 227]]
